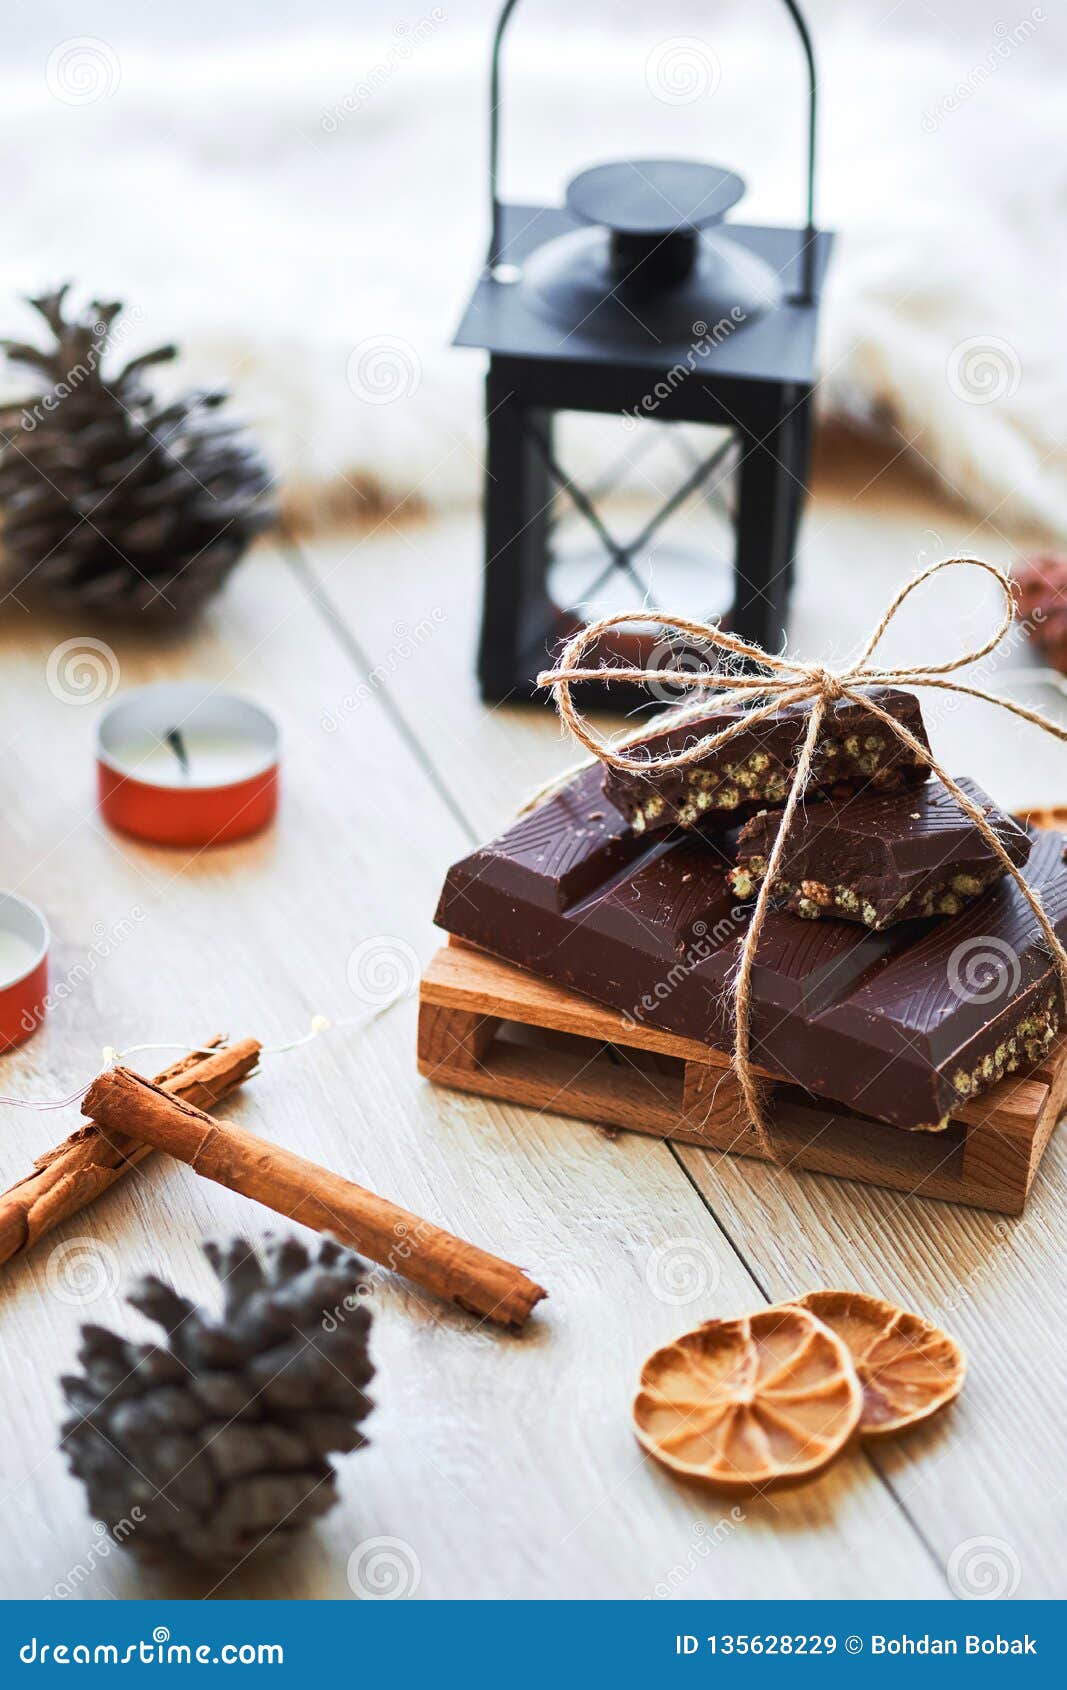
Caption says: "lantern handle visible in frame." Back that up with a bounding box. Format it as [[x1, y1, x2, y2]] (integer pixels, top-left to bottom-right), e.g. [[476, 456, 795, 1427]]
[[487, 0, 820, 305]]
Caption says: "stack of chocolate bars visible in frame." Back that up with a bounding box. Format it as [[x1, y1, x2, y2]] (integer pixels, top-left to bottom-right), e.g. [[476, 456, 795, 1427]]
[[435, 689, 1067, 1135]]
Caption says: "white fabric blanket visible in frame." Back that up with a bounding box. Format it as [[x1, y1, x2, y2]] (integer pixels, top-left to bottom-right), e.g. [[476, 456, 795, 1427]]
[[1, 14, 1064, 535]]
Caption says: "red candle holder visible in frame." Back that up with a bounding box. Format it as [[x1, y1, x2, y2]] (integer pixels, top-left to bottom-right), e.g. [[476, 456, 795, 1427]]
[[0, 892, 50, 1051], [97, 684, 280, 848]]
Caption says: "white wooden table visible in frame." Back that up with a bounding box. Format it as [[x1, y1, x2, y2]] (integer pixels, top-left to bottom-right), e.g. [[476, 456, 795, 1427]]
[[1, 443, 1064, 1600]]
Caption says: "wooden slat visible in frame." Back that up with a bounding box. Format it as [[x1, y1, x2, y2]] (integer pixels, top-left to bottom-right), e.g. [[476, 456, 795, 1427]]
[[427, 941, 1056, 1159], [420, 947, 1052, 1212], [427, 939, 722, 1063], [302, 485, 1067, 1596]]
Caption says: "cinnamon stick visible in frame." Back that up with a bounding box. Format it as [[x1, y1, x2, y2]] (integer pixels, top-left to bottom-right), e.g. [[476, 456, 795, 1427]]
[[82, 1066, 547, 1329], [0, 1038, 261, 1269]]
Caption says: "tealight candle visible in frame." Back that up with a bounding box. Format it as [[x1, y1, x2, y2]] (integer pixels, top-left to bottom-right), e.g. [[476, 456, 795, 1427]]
[[97, 683, 280, 847], [0, 892, 49, 1050]]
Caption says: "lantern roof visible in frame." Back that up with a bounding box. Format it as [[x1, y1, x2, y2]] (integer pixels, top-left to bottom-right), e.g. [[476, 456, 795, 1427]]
[[565, 159, 746, 237], [454, 201, 833, 387]]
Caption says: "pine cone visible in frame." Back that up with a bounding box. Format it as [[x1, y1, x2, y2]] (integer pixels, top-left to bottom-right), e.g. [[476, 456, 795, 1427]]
[[1015, 555, 1067, 674], [61, 1236, 373, 1566], [0, 286, 275, 619]]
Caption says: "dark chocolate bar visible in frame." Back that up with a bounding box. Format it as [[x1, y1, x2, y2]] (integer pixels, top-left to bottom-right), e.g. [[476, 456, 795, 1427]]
[[434, 765, 1066, 1132], [603, 687, 931, 835], [730, 776, 1032, 929]]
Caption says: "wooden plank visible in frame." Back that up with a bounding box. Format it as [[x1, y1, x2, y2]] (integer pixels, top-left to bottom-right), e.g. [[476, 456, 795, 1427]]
[[292, 517, 602, 827], [0, 539, 933, 1601], [301, 473, 1067, 1597]]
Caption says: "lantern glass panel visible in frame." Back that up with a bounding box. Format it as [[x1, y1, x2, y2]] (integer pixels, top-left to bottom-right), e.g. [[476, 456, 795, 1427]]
[[543, 413, 739, 636]]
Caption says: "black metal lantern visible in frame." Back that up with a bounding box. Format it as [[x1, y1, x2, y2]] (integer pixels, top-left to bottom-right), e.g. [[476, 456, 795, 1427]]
[[455, 1, 833, 705]]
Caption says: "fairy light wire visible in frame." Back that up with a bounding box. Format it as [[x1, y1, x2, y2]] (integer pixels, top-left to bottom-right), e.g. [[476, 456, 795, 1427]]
[[0, 992, 407, 1114]]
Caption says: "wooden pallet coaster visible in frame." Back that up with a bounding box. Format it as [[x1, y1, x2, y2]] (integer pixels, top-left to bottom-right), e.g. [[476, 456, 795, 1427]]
[[418, 940, 1067, 1214]]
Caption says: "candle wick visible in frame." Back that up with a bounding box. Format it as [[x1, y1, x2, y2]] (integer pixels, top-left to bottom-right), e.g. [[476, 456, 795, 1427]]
[[164, 728, 190, 777]]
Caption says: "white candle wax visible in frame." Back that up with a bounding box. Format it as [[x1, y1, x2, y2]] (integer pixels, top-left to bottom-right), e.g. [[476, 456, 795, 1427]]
[[0, 929, 40, 989], [112, 730, 267, 789], [97, 685, 279, 796]]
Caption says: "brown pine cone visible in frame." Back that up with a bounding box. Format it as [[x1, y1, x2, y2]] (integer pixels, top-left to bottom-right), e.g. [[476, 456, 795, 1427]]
[[61, 1236, 374, 1567], [0, 287, 274, 618]]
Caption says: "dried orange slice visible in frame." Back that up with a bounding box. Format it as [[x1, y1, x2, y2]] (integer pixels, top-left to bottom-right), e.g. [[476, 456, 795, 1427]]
[[1014, 805, 1067, 832], [633, 1306, 862, 1493], [792, 1291, 965, 1438]]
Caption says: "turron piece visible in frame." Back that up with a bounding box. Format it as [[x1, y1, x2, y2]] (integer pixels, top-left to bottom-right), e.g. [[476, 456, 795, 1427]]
[[730, 775, 1032, 928], [602, 687, 931, 836], [435, 764, 1067, 1132]]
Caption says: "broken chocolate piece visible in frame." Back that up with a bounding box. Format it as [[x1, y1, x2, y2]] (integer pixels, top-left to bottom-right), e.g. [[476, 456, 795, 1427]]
[[730, 776, 1032, 929], [603, 687, 931, 835], [434, 765, 1067, 1133]]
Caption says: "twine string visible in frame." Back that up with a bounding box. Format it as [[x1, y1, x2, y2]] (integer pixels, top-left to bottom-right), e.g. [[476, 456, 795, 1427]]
[[535, 556, 1067, 1159]]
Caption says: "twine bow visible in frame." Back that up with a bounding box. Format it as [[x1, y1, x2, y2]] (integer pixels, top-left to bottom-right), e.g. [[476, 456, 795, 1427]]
[[537, 557, 1067, 1157]]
